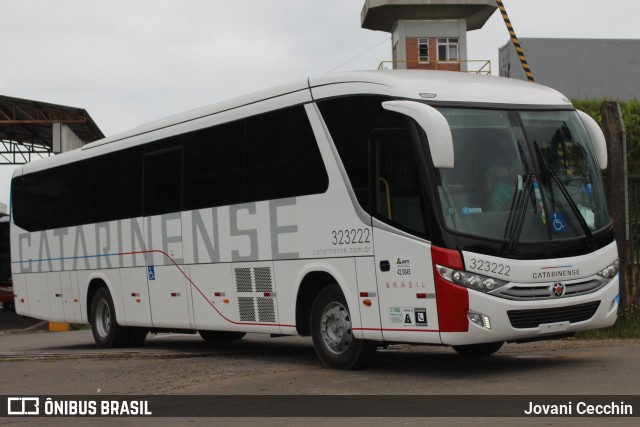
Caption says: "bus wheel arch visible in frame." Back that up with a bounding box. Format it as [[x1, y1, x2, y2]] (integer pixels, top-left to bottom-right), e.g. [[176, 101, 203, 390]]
[[295, 271, 341, 337], [87, 280, 131, 348], [86, 278, 107, 322]]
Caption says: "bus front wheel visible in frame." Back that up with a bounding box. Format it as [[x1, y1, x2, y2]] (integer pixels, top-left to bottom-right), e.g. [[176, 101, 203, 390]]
[[310, 285, 376, 370], [90, 287, 131, 348]]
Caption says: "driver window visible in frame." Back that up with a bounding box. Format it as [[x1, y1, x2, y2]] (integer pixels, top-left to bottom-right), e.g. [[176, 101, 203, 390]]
[[371, 129, 427, 235]]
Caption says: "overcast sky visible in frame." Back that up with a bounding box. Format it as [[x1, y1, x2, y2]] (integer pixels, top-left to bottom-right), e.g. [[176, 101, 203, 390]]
[[1, 0, 640, 208]]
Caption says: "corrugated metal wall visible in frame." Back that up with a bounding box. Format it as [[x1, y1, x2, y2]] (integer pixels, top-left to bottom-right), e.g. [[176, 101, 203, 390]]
[[499, 38, 640, 101]]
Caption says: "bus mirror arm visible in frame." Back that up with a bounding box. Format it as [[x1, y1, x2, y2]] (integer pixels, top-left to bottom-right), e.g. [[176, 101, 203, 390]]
[[382, 101, 454, 169], [576, 110, 607, 170]]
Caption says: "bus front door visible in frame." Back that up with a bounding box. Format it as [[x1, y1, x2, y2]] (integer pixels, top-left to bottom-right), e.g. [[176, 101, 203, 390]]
[[370, 129, 441, 344]]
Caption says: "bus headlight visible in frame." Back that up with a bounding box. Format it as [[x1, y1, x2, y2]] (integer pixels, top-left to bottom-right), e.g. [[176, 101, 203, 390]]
[[597, 258, 620, 280], [436, 265, 508, 293]]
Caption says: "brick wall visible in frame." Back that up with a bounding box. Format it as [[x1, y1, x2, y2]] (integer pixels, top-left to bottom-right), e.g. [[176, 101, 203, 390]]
[[405, 37, 460, 71]]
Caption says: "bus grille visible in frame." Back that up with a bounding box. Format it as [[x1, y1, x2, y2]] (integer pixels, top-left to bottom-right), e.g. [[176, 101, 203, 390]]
[[507, 301, 600, 329], [234, 266, 276, 323], [494, 279, 606, 300], [234, 268, 253, 293], [238, 297, 256, 322]]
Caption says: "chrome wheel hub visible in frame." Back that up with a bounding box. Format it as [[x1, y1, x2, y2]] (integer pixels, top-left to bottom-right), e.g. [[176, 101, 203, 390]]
[[94, 300, 111, 338], [320, 302, 352, 354]]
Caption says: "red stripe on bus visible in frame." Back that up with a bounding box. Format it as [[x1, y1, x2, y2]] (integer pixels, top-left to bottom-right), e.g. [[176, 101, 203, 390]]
[[118, 249, 297, 329], [354, 327, 439, 333]]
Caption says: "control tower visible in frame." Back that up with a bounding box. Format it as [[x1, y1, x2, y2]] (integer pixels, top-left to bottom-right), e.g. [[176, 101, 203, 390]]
[[361, 0, 497, 71]]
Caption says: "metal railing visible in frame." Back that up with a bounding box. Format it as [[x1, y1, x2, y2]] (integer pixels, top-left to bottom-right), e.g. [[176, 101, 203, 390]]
[[377, 59, 491, 75]]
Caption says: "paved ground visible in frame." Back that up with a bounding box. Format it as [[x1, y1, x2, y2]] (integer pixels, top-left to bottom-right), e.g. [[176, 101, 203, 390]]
[[0, 305, 42, 332], [1, 307, 638, 427]]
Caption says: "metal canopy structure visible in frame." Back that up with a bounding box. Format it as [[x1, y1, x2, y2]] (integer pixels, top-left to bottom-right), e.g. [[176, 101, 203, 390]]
[[361, 0, 497, 32], [0, 95, 104, 164]]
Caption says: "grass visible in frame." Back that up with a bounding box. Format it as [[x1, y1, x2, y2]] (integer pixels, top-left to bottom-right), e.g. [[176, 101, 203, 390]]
[[576, 304, 640, 339]]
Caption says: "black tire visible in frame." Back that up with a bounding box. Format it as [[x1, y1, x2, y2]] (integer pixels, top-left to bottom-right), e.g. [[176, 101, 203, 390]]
[[452, 341, 504, 357], [89, 287, 131, 348], [199, 330, 246, 342], [310, 284, 376, 370]]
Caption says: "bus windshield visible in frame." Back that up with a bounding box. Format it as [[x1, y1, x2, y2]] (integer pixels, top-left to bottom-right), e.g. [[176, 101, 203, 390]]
[[435, 108, 610, 245]]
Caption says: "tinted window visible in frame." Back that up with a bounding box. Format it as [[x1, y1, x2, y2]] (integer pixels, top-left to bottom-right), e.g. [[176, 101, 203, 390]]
[[143, 146, 183, 217], [12, 172, 49, 231], [47, 162, 91, 228], [245, 105, 328, 202], [317, 96, 406, 211], [12, 103, 327, 231], [372, 129, 426, 235], [12, 162, 91, 231], [183, 120, 245, 210], [92, 148, 142, 222]]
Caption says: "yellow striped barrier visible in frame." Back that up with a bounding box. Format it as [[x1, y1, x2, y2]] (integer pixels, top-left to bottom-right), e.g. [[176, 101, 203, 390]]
[[497, 0, 535, 82]]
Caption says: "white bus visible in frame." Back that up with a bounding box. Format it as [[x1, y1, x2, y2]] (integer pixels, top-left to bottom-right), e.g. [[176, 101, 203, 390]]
[[10, 71, 619, 369]]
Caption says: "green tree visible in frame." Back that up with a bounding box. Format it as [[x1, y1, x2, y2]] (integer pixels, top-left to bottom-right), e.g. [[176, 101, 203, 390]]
[[572, 100, 640, 175]]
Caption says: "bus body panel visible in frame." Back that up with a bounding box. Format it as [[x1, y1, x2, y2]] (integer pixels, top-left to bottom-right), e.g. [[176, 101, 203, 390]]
[[461, 241, 618, 284], [59, 271, 80, 323], [23, 272, 51, 321], [46, 272, 65, 322], [146, 264, 192, 329], [372, 227, 442, 344], [119, 267, 152, 327], [354, 256, 384, 341]]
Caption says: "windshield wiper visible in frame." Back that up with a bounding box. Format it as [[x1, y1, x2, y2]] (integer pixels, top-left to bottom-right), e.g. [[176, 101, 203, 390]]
[[503, 173, 534, 254], [533, 141, 597, 250]]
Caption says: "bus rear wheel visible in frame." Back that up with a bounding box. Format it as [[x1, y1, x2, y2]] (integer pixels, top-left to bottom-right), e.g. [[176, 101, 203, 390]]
[[310, 285, 376, 370], [452, 342, 504, 357], [90, 287, 131, 348]]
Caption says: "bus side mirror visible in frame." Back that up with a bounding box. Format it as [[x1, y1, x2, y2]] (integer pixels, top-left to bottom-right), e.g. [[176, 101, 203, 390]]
[[577, 110, 607, 170], [382, 100, 454, 169]]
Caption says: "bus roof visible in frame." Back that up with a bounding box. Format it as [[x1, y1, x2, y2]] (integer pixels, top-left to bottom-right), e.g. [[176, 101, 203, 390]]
[[309, 70, 571, 107], [16, 70, 572, 176]]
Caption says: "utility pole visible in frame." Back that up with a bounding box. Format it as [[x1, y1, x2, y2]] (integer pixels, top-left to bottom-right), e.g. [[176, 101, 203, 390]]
[[601, 101, 628, 310]]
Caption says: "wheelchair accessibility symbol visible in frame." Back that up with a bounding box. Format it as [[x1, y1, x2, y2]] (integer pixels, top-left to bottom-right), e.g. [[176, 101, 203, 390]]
[[552, 212, 566, 233]]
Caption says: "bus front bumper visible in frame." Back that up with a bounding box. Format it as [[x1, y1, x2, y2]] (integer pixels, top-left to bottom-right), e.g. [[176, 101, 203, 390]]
[[440, 274, 619, 346]]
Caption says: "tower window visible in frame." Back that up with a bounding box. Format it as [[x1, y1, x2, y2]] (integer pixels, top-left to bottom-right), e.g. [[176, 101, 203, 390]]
[[418, 38, 429, 62], [437, 38, 459, 61]]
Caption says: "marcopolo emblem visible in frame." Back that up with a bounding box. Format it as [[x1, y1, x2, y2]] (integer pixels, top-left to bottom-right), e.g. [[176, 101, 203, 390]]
[[552, 282, 565, 297]]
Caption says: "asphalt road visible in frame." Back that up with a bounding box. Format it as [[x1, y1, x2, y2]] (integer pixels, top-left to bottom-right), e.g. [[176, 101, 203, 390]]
[[0, 305, 42, 332], [0, 313, 639, 426]]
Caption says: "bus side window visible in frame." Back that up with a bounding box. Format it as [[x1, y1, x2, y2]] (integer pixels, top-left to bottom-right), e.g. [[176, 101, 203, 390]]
[[371, 129, 427, 235], [143, 147, 184, 217], [244, 105, 328, 203]]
